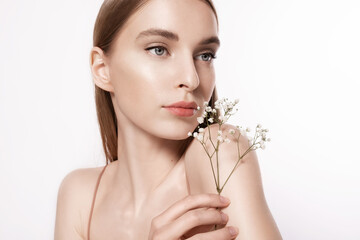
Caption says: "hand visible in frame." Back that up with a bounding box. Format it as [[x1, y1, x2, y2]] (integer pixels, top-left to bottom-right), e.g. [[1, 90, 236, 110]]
[[148, 193, 239, 240]]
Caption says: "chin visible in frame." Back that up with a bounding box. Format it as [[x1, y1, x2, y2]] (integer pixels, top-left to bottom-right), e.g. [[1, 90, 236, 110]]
[[153, 121, 197, 140]]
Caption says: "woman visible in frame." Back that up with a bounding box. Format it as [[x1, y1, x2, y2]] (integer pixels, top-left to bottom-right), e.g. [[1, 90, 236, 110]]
[[54, 0, 282, 239]]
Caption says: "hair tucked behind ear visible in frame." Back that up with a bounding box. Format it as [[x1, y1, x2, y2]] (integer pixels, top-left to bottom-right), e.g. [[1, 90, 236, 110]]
[[92, 0, 221, 165]]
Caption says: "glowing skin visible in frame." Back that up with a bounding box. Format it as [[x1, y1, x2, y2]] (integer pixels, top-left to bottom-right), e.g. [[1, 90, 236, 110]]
[[55, 0, 282, 238], [88, 0, 219, 238]]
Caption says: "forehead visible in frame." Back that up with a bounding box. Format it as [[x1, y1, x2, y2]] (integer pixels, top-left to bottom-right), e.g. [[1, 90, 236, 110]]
[[117, 0, 218, 44]]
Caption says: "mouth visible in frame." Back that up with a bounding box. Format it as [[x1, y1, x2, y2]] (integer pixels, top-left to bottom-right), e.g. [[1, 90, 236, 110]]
[[163, 107, 196, 117], [163, 101, 198, 109]]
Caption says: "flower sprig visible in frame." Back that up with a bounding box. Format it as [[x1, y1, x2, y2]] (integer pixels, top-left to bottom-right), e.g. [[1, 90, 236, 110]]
[[188, 97, 270, 193], [187, 97, 271, 230]]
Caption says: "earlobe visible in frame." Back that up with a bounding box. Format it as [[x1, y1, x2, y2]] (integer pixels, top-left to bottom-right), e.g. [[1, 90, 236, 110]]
[[89, 47, 114, 93]]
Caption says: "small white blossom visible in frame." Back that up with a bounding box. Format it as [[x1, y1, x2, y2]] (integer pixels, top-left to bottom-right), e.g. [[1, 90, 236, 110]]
[[198, 128, 205, 133], [266, 138, 271, 142], [197, 117, 204, 124], [229, 129, 235, 135], [193, 132, 198, 137], [205, 106, 212, 112], [208, 118, 214, 123], [203, 102, 208, 107], [225, 138, 231, 143], [196, 106, 200, 110], [217, 135, 223, 142], [187, 132, 192, 137], [217, 130, 222, 136], [197, 133, 204, 141], [246, 127, 251, 132]]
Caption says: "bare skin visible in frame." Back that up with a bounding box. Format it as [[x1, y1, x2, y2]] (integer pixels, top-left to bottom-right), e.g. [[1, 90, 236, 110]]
[[54, 0, 282, 239]]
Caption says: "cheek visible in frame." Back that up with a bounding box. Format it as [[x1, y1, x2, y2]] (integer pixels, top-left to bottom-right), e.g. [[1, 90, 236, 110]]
[[197, 66, 216, 100], [110, 55, 164, 102]]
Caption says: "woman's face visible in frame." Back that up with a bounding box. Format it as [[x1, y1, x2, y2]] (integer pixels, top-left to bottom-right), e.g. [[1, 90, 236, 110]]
[[101, 0, 219, 140]]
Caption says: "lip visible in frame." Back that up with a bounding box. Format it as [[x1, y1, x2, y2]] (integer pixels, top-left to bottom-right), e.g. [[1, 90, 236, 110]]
[[163, 101, 198, 109], [163, 101, 198, 117]]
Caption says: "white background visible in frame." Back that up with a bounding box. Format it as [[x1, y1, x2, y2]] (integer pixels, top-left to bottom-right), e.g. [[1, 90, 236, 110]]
[[1, 0, 359, 239]]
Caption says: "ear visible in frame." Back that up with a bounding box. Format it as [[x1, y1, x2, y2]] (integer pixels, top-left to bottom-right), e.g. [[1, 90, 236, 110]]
[[89, 47, 114, 93]]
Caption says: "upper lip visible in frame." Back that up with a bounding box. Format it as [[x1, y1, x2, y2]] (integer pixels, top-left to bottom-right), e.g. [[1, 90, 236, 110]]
[[164, 101, 198, 109]]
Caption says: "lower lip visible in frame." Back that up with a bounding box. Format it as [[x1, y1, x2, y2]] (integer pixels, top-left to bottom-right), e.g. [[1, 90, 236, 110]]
[[164, 107, 196, 117]]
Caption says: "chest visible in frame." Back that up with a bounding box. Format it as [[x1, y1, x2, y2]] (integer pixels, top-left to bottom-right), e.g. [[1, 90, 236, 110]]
[[87, 164, 190, 240]]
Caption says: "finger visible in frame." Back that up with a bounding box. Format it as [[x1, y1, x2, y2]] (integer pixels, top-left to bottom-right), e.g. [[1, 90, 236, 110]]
[[163, 208, 229, 239], [187, 226, 239, 240], [153, 194, 230, 229]]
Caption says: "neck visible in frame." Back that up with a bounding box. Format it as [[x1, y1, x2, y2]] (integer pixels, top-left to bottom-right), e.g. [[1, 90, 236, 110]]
[[113, 120, 185, 216]]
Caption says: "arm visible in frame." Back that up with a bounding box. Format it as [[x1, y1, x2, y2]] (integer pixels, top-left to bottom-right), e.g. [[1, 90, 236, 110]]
[[54, 169, 89, 240], [184, 123, 282, 240]]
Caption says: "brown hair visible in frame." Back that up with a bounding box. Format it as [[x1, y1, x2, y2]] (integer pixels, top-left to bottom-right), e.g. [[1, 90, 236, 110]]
[[91, 0, 221, 165]]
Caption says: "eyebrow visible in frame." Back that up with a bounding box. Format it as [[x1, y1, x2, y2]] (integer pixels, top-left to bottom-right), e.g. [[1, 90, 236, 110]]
[[136, 28, 220, 46]]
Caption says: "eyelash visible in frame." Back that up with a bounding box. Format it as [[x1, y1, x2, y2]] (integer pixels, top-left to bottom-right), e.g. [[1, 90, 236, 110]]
[[145, 46, 217, 61]]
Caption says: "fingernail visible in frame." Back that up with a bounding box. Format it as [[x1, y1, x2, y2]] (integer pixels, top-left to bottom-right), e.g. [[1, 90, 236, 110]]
[[220, 196, 230, 204], [221, 212, 228, 222], [228, 226, 239, 236]]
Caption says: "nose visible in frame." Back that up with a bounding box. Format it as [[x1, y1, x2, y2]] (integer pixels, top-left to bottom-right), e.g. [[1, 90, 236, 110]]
[[175, 54, 200, 91]]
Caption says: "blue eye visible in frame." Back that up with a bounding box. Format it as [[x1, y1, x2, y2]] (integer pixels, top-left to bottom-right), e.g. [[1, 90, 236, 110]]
[[146, 46, 168, 56], [198, 52, 217, 62]]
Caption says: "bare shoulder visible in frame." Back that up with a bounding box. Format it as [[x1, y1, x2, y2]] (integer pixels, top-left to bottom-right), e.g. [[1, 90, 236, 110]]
[[184, 123, 282, 239], [54, 165, 106, 240]]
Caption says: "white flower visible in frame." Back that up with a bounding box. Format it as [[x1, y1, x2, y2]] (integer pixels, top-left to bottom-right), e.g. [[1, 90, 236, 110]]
[[193, 132, 198, 137], [246, 127, 251, 132], [257, 124, 262, 129], [208, 118, 214, 123], [235, 98, 239, 104], [229, 129, 235, 135], [196, 106, 200, 110], [205, 106, 212, 112], [223, 116, 229, 123], [217, 135, 223, 142], [225, 138, 231, 143], [197, 117, 204, 124], [266, 138, 271, 142], [197, 133, 204, 141], [212, 109, 216, 113], [187, 132, 192, 137], [203, 102, 208, 107], [198, 128, 205, 133], [217, 130, 222, 136]]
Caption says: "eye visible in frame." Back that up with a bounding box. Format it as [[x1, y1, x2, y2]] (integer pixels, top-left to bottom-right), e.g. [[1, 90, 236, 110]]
[[145, 46, 168, 57], [197, 52, 217, 62]]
